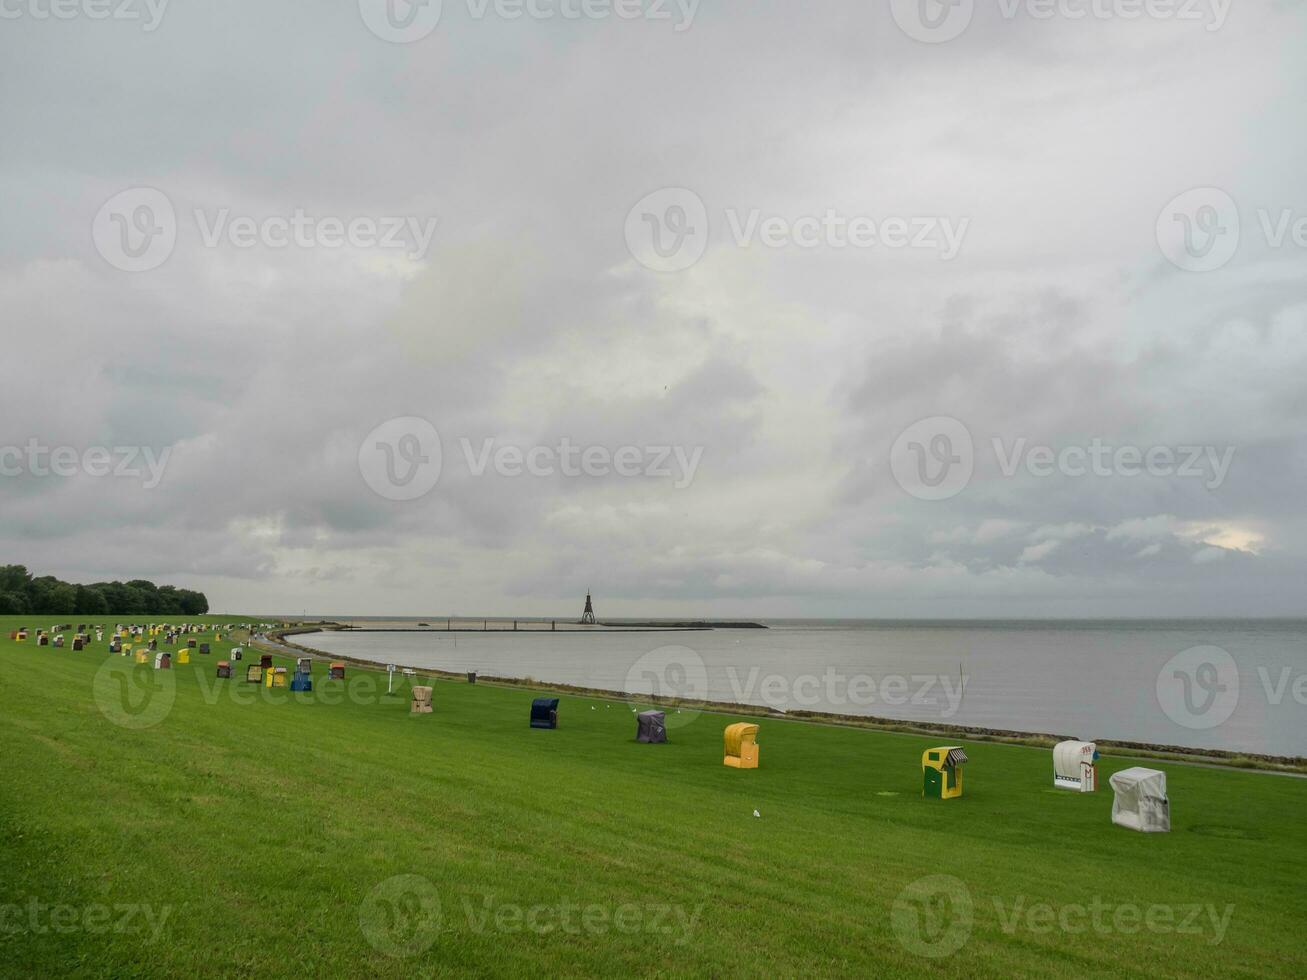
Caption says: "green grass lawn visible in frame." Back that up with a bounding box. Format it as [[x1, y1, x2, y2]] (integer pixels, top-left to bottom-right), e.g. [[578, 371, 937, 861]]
[[1, 615, 1304, 978]]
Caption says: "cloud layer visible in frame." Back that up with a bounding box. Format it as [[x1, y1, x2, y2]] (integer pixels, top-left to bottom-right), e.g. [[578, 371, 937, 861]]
[[1, 2, 1305, 616]]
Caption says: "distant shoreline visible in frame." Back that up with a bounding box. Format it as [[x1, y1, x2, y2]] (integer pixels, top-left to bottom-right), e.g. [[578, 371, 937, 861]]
[[261, 616, 1307, 628], [329, 619, 767, 632]]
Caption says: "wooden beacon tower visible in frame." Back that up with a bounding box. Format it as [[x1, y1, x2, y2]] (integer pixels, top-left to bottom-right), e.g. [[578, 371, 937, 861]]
[[581, 591, 596, 625]]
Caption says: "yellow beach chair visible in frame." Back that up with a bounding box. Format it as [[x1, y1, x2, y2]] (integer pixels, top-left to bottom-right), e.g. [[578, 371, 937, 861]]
[[723, 723, 760, 769]]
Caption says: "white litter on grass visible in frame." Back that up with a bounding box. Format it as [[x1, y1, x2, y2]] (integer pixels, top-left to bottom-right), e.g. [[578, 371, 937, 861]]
[[753, 810, 761, 818]]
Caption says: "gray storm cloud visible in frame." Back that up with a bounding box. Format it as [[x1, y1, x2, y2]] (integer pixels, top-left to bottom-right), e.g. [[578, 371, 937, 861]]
[[1, 1, 1304, 615]]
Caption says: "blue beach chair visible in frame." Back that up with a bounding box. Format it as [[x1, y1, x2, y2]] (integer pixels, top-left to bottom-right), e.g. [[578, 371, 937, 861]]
[[530, 698, 559, 730]]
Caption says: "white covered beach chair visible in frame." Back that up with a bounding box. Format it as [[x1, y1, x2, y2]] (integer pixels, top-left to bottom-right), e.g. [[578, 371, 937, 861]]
[[1109, 767, 1170, 833]]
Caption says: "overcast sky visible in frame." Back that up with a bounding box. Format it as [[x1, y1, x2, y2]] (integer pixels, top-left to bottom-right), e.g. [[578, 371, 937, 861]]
[[1, 1, 1304, 617]]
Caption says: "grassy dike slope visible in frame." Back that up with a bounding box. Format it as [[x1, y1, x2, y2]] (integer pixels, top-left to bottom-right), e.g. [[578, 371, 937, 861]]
[[0, 616, 1304, 978]]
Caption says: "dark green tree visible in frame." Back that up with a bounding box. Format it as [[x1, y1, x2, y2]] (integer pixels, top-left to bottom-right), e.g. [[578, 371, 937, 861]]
[[1, 568, 208, 615], [0, 565, 32, 594], [74, 585, 109, 616], [0, 591, 31, 614]]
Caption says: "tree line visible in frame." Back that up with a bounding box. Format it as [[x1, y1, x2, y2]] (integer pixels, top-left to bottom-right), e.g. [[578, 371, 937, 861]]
[[0, 565, 209, 616]]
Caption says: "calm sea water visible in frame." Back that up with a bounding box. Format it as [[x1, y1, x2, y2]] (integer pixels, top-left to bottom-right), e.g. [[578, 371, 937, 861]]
[[298, 619, 1307, 757]]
